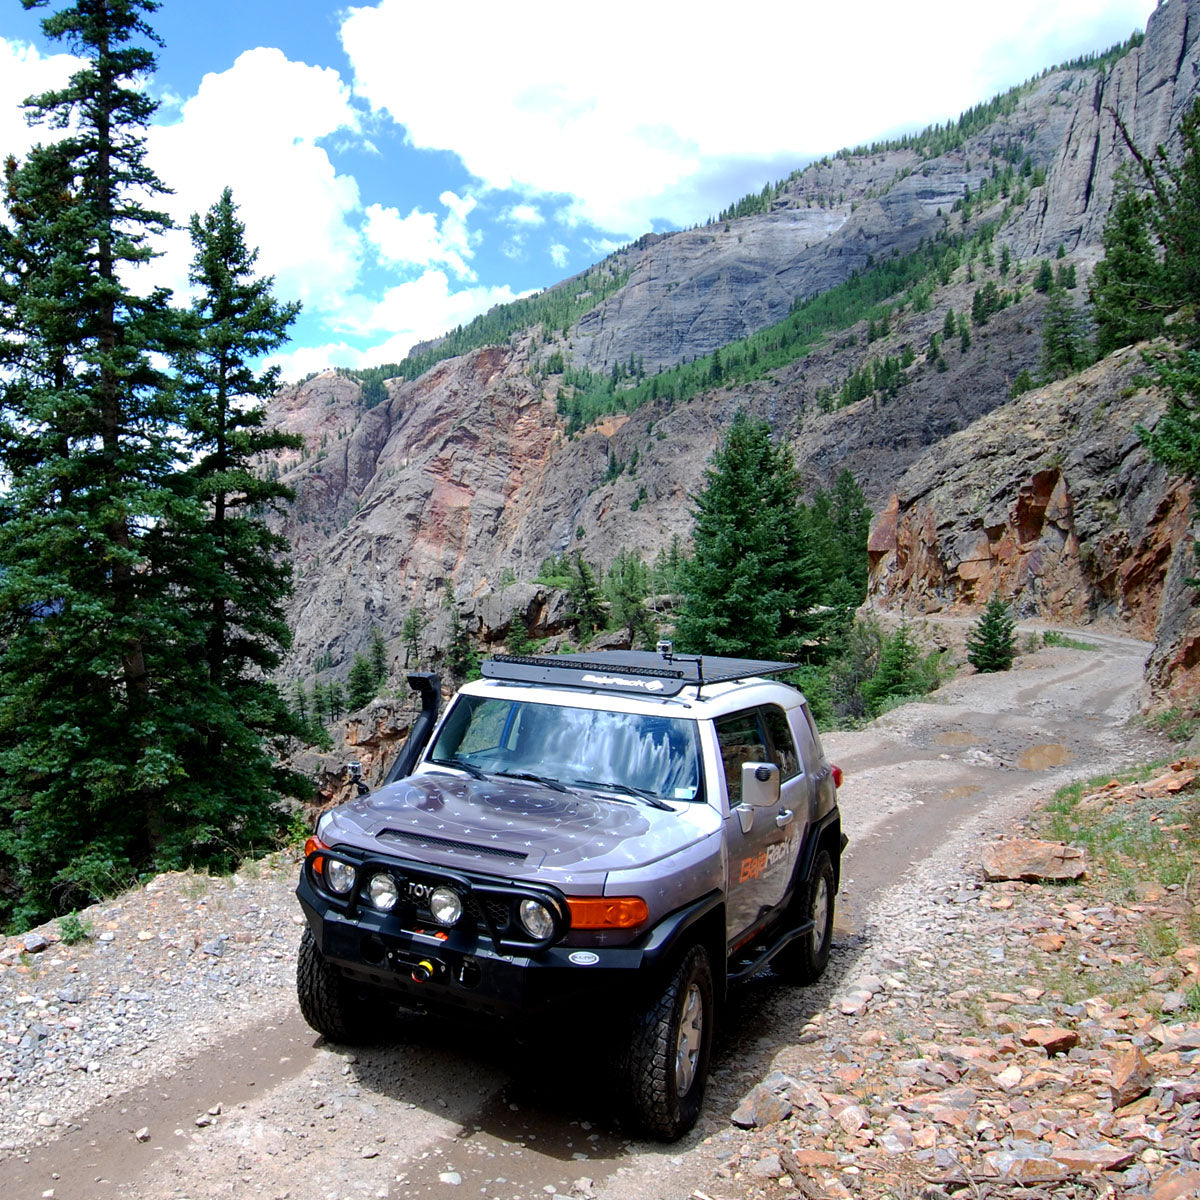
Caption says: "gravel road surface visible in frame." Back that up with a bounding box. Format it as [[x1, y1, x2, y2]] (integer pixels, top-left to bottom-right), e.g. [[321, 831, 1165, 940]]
[[0, 624, 1170, 1200]]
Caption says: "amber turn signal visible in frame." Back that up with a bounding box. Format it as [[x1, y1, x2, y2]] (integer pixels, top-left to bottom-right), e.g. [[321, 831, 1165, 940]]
[[566, 896, 648, 929], [305, 835, 329, 875]]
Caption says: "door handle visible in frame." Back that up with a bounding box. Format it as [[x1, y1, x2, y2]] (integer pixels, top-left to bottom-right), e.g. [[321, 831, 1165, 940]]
[[775, 810, 794, 828]]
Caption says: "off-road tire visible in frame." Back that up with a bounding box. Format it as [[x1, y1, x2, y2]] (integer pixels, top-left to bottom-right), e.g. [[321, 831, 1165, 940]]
[[773, 848, 836, 985], [622, 943, 714, 1141], [297, 927, 386, 1044]]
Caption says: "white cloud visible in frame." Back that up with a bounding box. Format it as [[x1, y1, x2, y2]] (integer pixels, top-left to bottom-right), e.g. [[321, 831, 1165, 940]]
[[363, 190, 477, 279], [267, 269, 524, 381], [324, 266, 519, 345], [503, 203, 544, 226], [342, 0, 1156, 235], [501, 234, 526, 261], [146, 47, 363, 312], [0, 37, 82, 164], [549, 243, 569, 269]]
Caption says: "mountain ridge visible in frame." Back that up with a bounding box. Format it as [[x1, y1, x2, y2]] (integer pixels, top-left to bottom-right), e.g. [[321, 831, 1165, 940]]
[[265, 0, 1200, 709]]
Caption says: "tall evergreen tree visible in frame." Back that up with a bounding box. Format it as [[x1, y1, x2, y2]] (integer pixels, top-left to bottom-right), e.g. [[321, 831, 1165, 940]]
[[674, 412, 823, 661], [0, 0, 193, 925], [1040, 285, 1088, 380], [401, 608, 426, 668], [1090, 178, 1165, 355], [347, 653, 378, 710], [154, 186, 306, 865]]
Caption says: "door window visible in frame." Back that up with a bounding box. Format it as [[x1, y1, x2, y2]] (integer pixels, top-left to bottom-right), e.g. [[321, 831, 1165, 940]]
[[714, 710, 768, 804], [761, 706, 801, 781]]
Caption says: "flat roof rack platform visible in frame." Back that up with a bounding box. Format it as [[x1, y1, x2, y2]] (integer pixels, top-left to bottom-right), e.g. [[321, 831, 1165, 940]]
[[481, 651, 795, 698]]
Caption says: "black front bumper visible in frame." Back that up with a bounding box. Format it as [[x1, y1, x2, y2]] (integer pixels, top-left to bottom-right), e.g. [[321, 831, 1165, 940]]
[[297, 862, 719, 1020]]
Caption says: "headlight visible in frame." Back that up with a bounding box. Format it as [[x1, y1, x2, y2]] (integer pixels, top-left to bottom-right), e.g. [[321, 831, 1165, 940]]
[[518, 898, 556, 940], [326, 859, 355, 895], [429, 886, 463, 926], [368, 873, 399, 910]]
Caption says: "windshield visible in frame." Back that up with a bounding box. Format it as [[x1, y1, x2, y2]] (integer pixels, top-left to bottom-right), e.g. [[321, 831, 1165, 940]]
[[428, 694, 702, 803]]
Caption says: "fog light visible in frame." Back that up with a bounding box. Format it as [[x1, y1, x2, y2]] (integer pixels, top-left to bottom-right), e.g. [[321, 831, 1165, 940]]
[[429, 886, 463, 927], [518, 898, 555, 940], [368, 873, 399, 910], [326, 859, 355, 895]]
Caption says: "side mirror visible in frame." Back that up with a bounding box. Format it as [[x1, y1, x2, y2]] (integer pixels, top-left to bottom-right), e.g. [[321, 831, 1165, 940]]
[[741, 762, 780, 809]]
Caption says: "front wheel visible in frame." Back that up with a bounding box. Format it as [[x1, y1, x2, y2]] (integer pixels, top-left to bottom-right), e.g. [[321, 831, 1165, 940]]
[[296, 927, 389, 1044], [622, 944, 714, 1141], [774, 848, 836, 985]]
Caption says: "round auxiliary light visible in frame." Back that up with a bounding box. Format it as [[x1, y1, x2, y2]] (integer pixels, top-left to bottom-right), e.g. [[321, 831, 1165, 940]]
[[518, 898, 556, 940], [367, 873, 399, 911], [429, 886, 463, 927], [325, 859, 355, 895]]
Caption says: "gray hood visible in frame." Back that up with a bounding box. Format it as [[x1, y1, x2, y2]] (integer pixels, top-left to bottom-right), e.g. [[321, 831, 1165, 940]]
[[320, 769, 712, 880]]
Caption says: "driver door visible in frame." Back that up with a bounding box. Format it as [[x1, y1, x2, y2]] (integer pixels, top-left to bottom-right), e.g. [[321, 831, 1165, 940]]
[[717, 709, 792, 941]]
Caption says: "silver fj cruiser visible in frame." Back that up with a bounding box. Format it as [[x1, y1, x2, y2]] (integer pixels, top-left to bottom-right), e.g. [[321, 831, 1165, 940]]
[[296, 649, 844, 1140]]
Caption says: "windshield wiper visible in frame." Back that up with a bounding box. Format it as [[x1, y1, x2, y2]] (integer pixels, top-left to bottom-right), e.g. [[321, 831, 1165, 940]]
[[430, 757, 487, 780], [493, 770, 570, 793], [571, 779, 673, 811]]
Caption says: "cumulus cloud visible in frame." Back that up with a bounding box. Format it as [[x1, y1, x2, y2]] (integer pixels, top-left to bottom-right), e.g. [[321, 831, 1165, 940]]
[[549, 243, 569, 269], [342, 0, 1156, 235], [146, 47, 363, 311], [502, 203, 544, 226], [0, 37, 82, 163], [364, 190, 477, 279], [324, 267, 519, 347]]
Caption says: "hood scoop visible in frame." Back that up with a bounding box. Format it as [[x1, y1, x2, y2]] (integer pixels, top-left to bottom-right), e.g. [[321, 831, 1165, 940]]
[[379, 827, 529, 863]]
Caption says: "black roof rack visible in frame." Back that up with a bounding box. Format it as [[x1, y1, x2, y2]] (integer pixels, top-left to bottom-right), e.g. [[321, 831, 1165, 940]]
[[480, 651, 795, 698]]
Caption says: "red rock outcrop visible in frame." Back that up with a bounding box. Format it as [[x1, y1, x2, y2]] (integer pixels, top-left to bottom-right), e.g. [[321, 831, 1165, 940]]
[[867, 347, 1198, 702]]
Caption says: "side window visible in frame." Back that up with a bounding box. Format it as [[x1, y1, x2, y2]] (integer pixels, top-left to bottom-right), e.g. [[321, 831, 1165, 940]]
[[714, 710, 768, 805], [762, 706, 801, 782]]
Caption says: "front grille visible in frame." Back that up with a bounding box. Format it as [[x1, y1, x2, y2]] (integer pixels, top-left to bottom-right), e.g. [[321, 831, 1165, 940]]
[[472, 896, 511, 932], [379, 828, 528, 861]]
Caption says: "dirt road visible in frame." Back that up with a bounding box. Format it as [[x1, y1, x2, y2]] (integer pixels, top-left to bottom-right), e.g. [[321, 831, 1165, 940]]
[[0, 627, 1170, 1200]]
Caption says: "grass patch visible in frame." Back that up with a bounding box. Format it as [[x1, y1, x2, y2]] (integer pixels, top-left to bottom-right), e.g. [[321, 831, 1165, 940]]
[[1038, 761, 1198, 894], [1042, 630, 1100, 651], [1144, 706, 1199, 744]]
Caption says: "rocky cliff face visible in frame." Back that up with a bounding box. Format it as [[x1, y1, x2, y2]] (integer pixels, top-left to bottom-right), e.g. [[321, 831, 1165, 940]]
[[267, 0, 1200, 710], [1015, 0, 1200, 257], [866, 346, 1199, 708]]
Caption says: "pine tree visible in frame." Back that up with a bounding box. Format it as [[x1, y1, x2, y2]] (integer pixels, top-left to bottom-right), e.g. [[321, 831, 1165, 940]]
[[1090, 178, 1166, 355], [445, 607, 480, 681], [368, 626, 388, 688], [567, 554, 606, 636], [505, 613, 534, 655], [155, 186, 306, 866], [674, 412, 823, 661], [605, 548, 656, 647], [966, 596, 1017, 672], [401, 608, 426, 668], [1039, 285, 1087, 380], [347, 653, 378, 710], [0, 0, 193, 925], [861, 622, 921, 714], [828, 470, 872, 600]]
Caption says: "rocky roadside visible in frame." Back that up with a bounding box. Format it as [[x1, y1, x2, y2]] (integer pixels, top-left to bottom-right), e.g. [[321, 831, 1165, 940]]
[[0, 855, 303, 1152], [706, 762, 1200, 1200]]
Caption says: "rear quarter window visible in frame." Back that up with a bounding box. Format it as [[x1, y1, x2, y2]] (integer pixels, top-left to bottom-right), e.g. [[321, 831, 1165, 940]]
[[762, 705, 802, 781]]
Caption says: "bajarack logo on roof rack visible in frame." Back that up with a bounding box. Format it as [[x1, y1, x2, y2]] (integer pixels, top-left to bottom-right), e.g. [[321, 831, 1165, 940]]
[[580, 673, 665, 691]]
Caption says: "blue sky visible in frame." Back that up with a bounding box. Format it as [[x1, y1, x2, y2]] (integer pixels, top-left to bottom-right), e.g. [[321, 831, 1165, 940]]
[[0, 0, 1159, 381]]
